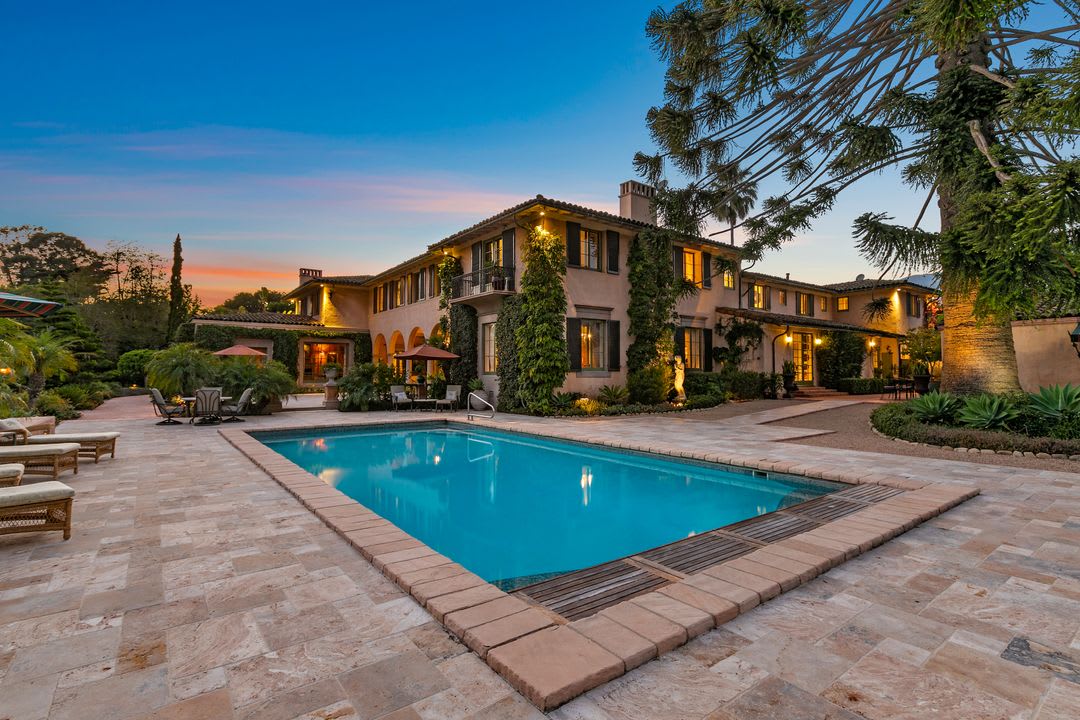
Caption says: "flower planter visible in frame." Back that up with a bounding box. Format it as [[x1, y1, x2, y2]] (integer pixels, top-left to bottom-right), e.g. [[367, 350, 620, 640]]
[[913, 374, 931, 395]]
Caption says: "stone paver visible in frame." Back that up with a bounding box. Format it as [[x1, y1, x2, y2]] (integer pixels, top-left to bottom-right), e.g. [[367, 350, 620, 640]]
[[0, 399, 1077, 718]]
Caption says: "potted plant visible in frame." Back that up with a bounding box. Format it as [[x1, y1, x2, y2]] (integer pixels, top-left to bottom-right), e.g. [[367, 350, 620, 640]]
[[763, 372, 783, 399], [781, 360, 797, 398], [322, 362, 342, 382], [912, 360, 932, 395], [490, 265, 507, 291], [467, 377, 487, 409]]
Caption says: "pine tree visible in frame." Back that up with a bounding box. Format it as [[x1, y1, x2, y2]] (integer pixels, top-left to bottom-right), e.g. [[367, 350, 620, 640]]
[[166, 234, 185, 343]]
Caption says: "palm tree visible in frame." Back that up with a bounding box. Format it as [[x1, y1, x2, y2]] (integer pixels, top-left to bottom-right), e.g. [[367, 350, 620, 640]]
[[26, 330, 77, 402], [711, 164, 758, 247], [637, 1, 1080, 393]]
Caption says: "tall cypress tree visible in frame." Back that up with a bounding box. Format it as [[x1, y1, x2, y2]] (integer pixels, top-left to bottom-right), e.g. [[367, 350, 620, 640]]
[[515, 226, 569, 412], [166, 234, 185, 343]]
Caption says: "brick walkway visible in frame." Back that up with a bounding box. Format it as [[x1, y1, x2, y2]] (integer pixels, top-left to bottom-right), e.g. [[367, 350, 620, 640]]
[[1, 401, 1078, 719]]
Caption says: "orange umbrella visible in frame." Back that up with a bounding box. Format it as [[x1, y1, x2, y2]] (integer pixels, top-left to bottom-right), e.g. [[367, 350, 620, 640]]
[[394, 344, 459, 360], [213, 344, 267, 358]]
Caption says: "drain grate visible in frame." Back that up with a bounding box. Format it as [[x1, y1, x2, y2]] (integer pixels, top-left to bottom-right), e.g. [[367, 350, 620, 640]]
[[639, 533, 756, 575], [516, 560, 669, 621]]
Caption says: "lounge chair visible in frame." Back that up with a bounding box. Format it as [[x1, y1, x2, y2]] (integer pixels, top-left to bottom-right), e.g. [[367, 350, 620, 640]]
[[191, 387, 223, 425], [151, 389, 186, 425], [436, 385, 461, 412], [0, 480, 74, 540], [0, 464, 24, 488], [390, 385, 413, 411], [0, 443, 79, 479], [0, 419, 119, 463], [221, 388, 253, 422]]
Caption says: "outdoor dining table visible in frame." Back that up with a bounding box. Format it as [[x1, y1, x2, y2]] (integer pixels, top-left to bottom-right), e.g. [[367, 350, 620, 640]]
[[180, 396, 232, 417], [404, 384, 439, 410]]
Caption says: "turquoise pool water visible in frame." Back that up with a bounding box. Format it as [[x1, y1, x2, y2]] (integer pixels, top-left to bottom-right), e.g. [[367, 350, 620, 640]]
[[257, 424, 840, 586]]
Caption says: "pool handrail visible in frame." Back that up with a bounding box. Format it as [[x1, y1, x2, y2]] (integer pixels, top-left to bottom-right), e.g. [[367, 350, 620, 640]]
[[466, 391, 495, 420]]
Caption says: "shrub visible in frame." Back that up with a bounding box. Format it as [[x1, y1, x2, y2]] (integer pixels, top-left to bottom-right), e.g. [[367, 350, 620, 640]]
[[215, 359, 297, 412], [551, 391, 579, 410], [597, 384, 630, 405], [835, 377, 887, 395], [116, 349, 157, 385], [54, 385, 92, 410], [685, 393, 722, 410], [957, 394, 1019, 430], [1051, 413, 1080, 440], [628, 365, 670, 404], [683, 372, 720, 398], [1027, 384, 1080, 420], [816, 330, 868, 388], [719, 369, 770, 400], [338, 363, 378, 411], [871, 403, 1080, 455], [574, 397, 603, 415], [33, 389, 79, 420], [909, 392, 962, 424], [495, 294, 524, 411], [146, 344, 218, 396]]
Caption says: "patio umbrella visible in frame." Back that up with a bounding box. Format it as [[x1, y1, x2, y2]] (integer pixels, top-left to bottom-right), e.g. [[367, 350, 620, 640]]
[[393, 344, 460, 360], [212, 344, 267, 358], [0, 291, 61, 319]]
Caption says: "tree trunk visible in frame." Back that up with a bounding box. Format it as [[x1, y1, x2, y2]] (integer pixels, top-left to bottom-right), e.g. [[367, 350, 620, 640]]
[[935, 40, 1022, 395]]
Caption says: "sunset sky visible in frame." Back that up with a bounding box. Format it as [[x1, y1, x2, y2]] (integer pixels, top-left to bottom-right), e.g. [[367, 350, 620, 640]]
[[3, 1, 927, 306]]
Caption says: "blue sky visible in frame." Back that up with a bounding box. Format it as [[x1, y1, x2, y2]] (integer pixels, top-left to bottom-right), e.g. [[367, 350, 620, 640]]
[[2, 1, 925, 303]]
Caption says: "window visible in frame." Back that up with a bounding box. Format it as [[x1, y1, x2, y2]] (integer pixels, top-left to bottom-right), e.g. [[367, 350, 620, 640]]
[[906, 292, 923, 318], [837, 296, 849, 311], [580, 319, 606, 370], [484, 237, 502, 267], [683, 328, 704, 370], [777, 289, 787, 305], [723, 270, 735, 289], [580, 229, 602, 271], [819, 296, 828, 312], [796, 292, 814, 316], [682, 249, 702, 287], [482, 323, 497, 374], [751, 284, 769, 310], [394, 279, 403, 307]]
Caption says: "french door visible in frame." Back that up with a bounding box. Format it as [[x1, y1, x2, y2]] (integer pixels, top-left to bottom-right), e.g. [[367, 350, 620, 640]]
[[792, 333, 814, 383]]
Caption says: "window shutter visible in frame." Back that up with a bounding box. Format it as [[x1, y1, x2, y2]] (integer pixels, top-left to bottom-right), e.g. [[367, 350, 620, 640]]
[[673, 247, 682, 279], [502, 228, 515, 268], [566, 222, 581, 266], [675, 327, 686, 359], [606, 230, 620, 273], [567, 318, 582, 371], [702, 252, 712, 288], [471, 242, 482, 274], [765, 287, 771, 310], [809, 294, 815, 317], [607, 320, 621, 370], [703, 328, 713, 372]]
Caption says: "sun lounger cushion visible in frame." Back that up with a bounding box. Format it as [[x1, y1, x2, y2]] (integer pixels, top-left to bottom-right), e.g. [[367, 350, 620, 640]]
[[0, 481, 74, 508], [0, 464, 23, 480], [0, 443, 81, 458], [26, 432, 120, 444]]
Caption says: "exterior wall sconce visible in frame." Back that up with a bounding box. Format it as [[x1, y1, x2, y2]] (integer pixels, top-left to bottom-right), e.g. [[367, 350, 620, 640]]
[[813, 337, 822, 346], [1070, 322, 1080, 358], [784, 334, 793, 343], [867, 339, 876, 348]]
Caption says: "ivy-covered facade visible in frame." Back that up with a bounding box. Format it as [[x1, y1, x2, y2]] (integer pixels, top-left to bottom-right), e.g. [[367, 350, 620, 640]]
[[191, 182, 936, 394]]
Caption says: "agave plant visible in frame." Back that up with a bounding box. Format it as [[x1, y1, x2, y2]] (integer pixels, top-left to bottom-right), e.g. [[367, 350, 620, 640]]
[[909, 392, 961, 425], [957, 395, 1019, 431], [597, 384, 629, 405], [1027, 385, 1080, 420]]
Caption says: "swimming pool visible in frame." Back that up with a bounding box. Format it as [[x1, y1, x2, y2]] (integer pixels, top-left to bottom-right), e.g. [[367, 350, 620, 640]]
[[257, 423, 842, 586]]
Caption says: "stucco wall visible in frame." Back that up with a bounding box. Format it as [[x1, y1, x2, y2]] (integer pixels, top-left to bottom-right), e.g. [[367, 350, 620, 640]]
[[1011, 317, 1080, 391]]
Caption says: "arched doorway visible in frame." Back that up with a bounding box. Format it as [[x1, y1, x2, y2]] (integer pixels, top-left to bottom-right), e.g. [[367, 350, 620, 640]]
[[408, 327, 427, 380], [389, 331, 406, 377], [373, 334, 388, 365]]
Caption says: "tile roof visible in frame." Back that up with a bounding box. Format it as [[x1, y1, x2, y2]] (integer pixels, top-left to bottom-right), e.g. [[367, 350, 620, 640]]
[[742, 271, 835, 293], [193, 312, 324, 327], [715, 306, 905, 338], [823, 275, 939, 292], [320, 275, 372, 286]]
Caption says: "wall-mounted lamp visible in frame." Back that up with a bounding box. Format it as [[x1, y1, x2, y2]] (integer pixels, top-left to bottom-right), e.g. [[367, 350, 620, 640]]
[[784, 334, 793, 344], [814, 337, 822, 346], [868, 339, 876, 348], [1070, 322, 1080, 358]]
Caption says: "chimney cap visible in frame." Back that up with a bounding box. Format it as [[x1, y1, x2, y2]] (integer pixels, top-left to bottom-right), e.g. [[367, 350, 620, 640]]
[[785, 272, 790, 279], [856, 273, 866, 281]]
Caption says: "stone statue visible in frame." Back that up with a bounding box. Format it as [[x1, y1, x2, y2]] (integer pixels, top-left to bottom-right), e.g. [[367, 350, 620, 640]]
[[673, 355, 686, 403]]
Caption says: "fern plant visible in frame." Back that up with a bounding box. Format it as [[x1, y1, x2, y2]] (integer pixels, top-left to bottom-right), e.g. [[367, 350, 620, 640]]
[[597, 384, 629, 405], [909, 392, 961, 425], [1027, 384, 1080, 420], [957, 395, 1019, 431]]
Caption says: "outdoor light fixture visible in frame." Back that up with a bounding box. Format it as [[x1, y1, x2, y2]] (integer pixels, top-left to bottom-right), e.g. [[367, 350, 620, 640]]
[[1071, 322, 1080, 358], [868, 339, 876, 348], [814, 338, 822, 346], [0, 367, 10, 376], [785, 334, 793, 343]]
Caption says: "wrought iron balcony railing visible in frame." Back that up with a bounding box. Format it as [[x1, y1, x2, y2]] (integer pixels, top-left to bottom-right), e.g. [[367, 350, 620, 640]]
[[450, 265, 516, 300]]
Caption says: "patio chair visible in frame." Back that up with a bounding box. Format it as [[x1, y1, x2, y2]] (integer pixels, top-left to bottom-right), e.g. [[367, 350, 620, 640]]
[[880, 380, 898, 401], [436, 385, 461, 412], [0, 480, 75, 540], [390, 385, 413, 411], [151, 389, 186, 425], [221, 388, 254, 422], [0, 419, 120, 463], [191, 387, 223, 425]]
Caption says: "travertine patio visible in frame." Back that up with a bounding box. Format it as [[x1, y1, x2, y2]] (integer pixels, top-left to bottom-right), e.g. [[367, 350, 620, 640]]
[[1, 398, 1078, 719]]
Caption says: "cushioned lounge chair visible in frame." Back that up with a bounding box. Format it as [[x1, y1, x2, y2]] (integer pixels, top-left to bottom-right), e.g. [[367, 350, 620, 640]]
[[0, 444, 79, 479], [436, 385, 461, 412], [191, 387, 223, 425], [0, 419, 119, 463], [390, 385, 412, 411], [221, 388, 253, 422], [150, 389, 186, 425], [0, 463, 24, 488], [0, 480, 74, 540]]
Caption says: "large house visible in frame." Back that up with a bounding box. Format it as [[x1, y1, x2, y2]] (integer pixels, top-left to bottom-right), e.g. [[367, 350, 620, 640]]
[[192, 181, 937, 397]]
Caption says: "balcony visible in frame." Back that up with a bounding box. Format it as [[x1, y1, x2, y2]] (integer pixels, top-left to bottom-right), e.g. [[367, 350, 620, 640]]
[[450, 265, 516, 303]]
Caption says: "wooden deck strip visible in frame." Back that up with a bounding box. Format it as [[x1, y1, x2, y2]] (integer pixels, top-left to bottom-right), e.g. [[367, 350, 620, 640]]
[[724, 512, 822, 543], [639, 533, 756, 575], [784, 495, 866, 523]]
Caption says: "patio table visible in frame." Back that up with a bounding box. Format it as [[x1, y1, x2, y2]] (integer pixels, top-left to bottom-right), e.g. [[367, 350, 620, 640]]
[[180, 396, 232, 417]]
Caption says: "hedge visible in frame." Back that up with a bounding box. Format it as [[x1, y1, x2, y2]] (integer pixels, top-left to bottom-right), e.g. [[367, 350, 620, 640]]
[[180, 322, 372, 372], [683, 370, 773, 401], [871, 403, 1080, 456], [835, 377, 887, 395]]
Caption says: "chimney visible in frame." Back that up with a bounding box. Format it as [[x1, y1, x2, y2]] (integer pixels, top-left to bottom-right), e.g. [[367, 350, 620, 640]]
[[619, 181, 657, 225], [785, 273, 790, 280], [299, 268, 323, 285]]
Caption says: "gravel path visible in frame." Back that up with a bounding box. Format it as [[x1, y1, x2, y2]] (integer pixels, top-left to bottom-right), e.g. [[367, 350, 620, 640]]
[[771, 401, 1080, 474]]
